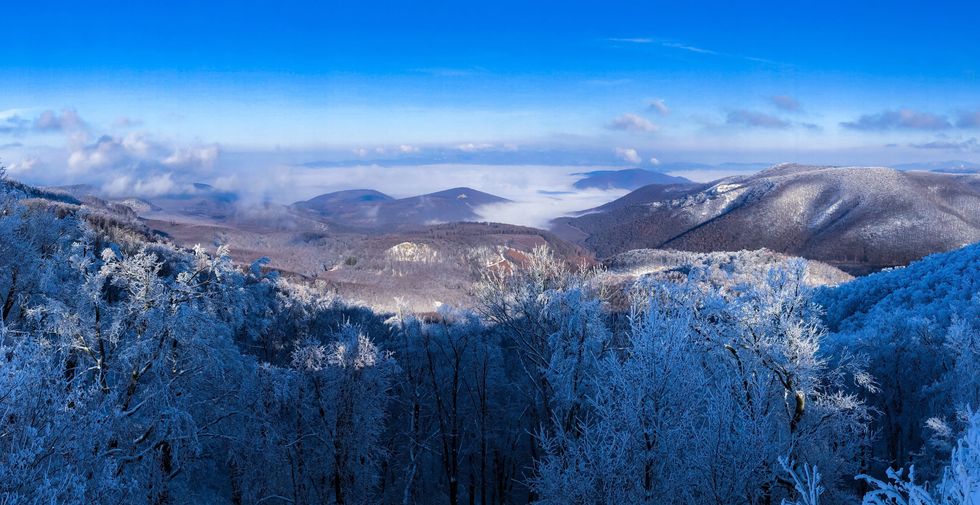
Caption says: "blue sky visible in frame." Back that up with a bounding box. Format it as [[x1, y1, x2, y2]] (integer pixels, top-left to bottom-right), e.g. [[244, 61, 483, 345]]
[[2, 0, 980, 203]]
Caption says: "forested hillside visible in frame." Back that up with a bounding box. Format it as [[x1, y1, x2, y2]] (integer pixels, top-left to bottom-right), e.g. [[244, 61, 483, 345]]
[[1, 174, 977, 504]]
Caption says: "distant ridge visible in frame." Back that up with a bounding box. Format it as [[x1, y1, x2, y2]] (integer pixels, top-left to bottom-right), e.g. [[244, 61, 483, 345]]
[[293, 189, 394, 212], [292, 187, 510, 230], [554, 164, 980, 274], [890, 160, 980, 174], [572, 168, 692, 190]]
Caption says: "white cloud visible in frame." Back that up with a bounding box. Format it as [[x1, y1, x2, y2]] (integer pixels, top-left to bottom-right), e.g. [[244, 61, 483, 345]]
[[457, 142, 495, 152], [6, 108, 227, 198], [7, 157, 41, 175], [63, 130, 219, 178], [607, 113, 657, 132], [102, 173, 178, 197], [614, 147, 642, 164], [216, 162, 633, 227], [132, 173, 177, 196], [120, 133, 156, 157], [211, 174, 240, 192], [68, 135, 130, 173], [348, 144, 422, 156], [649, 157, 661, 166], [163, 144, 219, 170], [476, 188, 629, 228]]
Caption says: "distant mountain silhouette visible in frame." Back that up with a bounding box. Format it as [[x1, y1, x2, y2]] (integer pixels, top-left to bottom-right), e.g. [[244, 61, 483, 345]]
[[890, 160, 980, 174], [572, 168, 692, 190], [293, 187, 510, 230]]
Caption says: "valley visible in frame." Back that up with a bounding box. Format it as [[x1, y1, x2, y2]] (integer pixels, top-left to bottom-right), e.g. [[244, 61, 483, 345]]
[[47, 163, 980, 312]]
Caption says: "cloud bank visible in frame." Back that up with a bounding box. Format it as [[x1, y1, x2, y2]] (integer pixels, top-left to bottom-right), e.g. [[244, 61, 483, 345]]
[[1, 109, 221, 197], [910, 138, 979, 152], [841, 109, 952, 131]]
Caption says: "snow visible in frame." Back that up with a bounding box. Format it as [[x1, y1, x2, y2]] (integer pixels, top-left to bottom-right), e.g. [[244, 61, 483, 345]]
[[0, 178, 977, 504]]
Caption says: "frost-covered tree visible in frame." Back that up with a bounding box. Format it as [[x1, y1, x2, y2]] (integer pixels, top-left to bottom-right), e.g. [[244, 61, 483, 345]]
[[819, 244, 980, 479], [233, 325, 397, 505], [859, 409, 980, 505], [2, 174, 979, 504], [382, 302, 520, 505], [0, 187, 397, 504], [475, 247, 613, 498], [531, 261, 872, 504]]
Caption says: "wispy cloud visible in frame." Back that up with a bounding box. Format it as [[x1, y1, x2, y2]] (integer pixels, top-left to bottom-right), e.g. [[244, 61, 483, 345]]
[[606, 37, 655, 44], [661, 41, 717, 55], [841, 108, 951, 131], [113, 117, 143, 129], [909, 137, 978, 151], [6, 156, 41, 175], [0, 109, 91, 142], [0, 115, 30, 135], [411, 67, 489, 77], [957, 110, 980, 128], [771, 95, 801, 112], [583, 78, 633, 86], [663, 41, 782, 65], [726, 109, 790, 129], [606, 37, 717, 54], [607, 113, 657, 132], [648, 99, 670, 115], [604, 37, 785, 66]]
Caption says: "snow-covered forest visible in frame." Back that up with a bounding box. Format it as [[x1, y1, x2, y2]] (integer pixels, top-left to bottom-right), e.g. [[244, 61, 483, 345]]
[[1, 174, 978, 504]]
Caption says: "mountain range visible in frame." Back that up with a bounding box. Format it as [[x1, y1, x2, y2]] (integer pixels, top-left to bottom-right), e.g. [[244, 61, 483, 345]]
[[45, 163, 980, 282], [553, 164, 980, 274], [292, 187, 509, 230]]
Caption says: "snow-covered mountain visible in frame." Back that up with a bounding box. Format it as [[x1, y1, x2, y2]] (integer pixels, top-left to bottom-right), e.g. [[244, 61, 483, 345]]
[[554, 164, 980, 273]]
